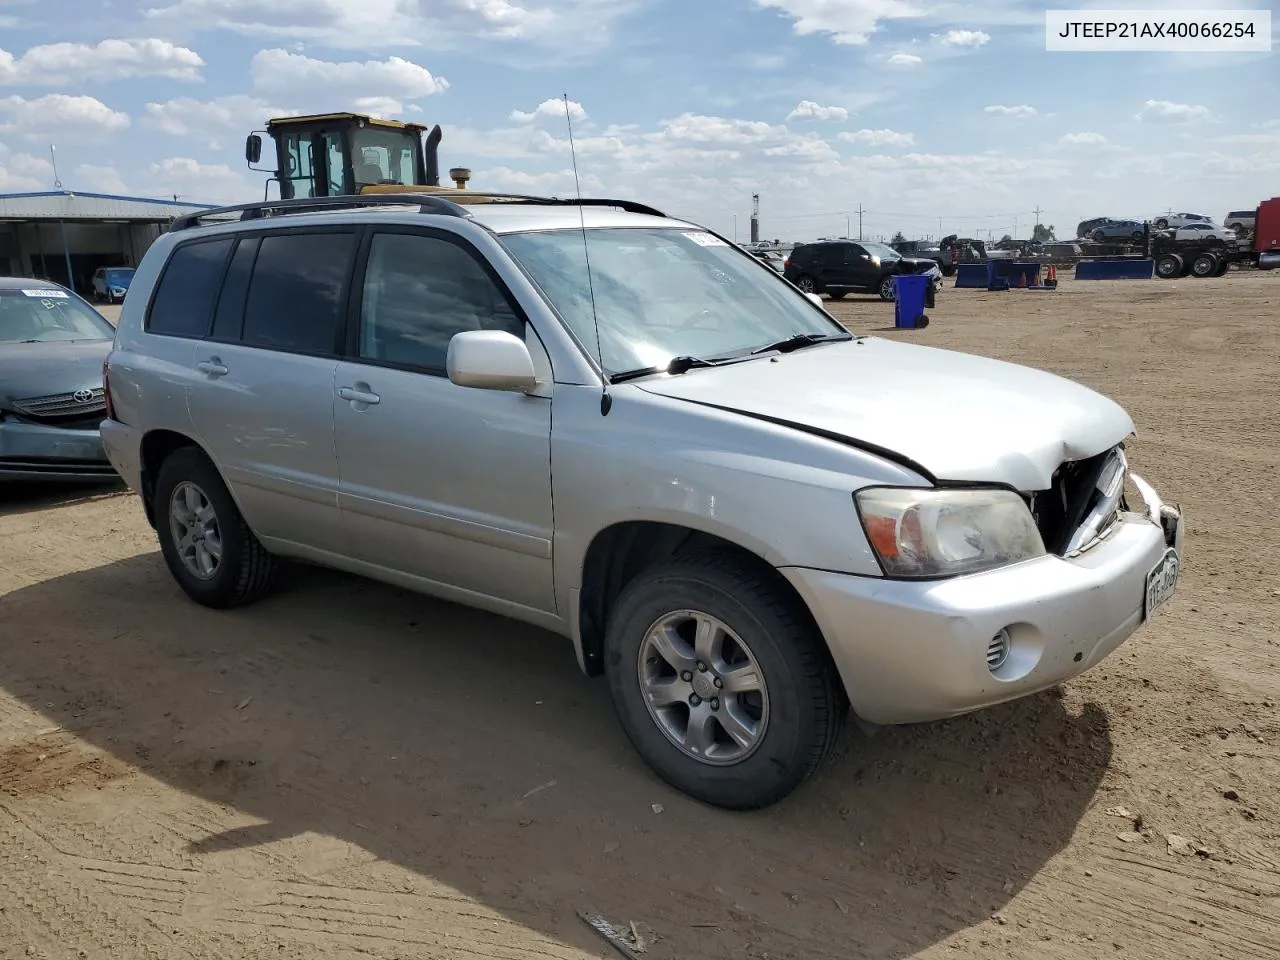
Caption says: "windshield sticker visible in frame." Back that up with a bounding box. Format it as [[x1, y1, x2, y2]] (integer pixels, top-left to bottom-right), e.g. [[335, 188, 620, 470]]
[[683, 232, 729, 247], [21, 289, 69, 299]]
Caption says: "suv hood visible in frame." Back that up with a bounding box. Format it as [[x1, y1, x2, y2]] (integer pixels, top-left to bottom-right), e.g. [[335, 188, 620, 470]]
[[0, 339, 112, 406], [635, 338, 1133, 491]]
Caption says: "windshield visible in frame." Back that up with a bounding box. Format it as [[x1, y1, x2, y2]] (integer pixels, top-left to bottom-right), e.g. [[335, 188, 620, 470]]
[[0, 288, 116, 344], [860, 241, 901, 261], [500, 227, 846, 374]]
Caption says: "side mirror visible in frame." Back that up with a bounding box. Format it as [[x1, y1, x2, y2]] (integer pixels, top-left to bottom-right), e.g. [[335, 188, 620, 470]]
[[805, 292, 824, 308], [245, 134, 263, 166], [446, 330, 537, 393]]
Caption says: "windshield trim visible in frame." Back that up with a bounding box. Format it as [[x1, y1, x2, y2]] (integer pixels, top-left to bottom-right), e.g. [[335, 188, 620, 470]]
[[498, 224, 849, 381]]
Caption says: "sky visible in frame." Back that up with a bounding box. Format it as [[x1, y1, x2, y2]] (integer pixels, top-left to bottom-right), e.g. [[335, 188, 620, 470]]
[[0, 0, 1275, 243]]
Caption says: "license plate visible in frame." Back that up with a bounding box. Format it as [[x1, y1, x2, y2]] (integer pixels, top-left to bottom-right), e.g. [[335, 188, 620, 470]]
[[1144, 548, 1180, 620]]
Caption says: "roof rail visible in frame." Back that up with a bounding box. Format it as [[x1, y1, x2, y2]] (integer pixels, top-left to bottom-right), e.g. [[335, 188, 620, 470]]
[[167, 191, 670, 233], [169, 193, 473, 232]]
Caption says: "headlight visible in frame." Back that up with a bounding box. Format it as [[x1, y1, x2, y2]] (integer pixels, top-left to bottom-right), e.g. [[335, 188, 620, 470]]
[[855, 486, 1045, 578]]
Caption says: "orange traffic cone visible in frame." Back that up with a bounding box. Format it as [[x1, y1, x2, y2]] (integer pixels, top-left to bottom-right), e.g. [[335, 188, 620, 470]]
[[1019, 270, 1028, 288]]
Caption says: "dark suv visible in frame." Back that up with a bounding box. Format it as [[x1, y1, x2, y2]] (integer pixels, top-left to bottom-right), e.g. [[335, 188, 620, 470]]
[[784, 240, 942, 301]]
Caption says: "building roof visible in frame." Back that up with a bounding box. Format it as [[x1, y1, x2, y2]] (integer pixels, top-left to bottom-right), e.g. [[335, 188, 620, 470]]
[[0, 191, 218, 223]]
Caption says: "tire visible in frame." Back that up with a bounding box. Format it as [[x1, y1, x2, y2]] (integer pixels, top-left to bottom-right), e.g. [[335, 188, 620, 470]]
[[878, 275, 896, 301], [1131, 231, 1145, 241], [1191, 253, 1219, 278], [794, 274, 817, 294], [603, 553, 846, 810], [1155, 253, 1183, 279], [153, 446, 278, 609], [1214, 256, 1231, 277], [1155, 219, 1169, 231], [1092, 229, 1106, 243]]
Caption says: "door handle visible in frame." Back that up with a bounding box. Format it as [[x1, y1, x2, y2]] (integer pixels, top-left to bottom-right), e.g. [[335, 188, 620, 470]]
[[338, 385, 381, 406], [196, 358, 228, 378]]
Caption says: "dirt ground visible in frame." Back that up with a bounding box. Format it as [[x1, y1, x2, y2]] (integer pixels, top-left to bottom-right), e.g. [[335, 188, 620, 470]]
[[2, 271, 1278, 960]]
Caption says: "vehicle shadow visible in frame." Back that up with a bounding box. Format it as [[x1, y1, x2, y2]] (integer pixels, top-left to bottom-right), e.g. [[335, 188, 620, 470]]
[[0, 554, 1113, 960], [0, 479, 128, 518]]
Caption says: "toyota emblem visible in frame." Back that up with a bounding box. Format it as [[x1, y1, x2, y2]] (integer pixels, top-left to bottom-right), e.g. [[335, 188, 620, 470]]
[[73, 389, 94, 403]]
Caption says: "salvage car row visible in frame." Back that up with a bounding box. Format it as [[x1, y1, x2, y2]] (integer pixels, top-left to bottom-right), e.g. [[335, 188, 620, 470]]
[[3, 192, 1182, 811]]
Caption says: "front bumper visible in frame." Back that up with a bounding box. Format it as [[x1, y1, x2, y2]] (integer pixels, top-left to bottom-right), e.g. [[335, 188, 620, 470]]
[[0, 419, 117, 481], [782, 474, 1183, 725]]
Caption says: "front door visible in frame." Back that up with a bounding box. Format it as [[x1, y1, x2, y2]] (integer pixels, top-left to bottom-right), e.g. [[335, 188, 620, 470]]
[[332, 227, 555, 614]]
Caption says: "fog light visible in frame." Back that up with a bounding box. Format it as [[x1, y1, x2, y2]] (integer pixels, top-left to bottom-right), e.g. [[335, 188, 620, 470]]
[[986, 629, 1011, 672]]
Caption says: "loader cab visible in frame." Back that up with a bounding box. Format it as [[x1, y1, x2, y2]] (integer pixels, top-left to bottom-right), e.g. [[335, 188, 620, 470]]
[[245, 113, 443, 200]]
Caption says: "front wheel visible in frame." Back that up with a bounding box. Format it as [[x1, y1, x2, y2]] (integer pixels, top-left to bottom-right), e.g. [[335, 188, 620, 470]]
[[154, 446, 279, 609], [1155, 218, 1169, 230], [879, 275, 896, 301], [604, 553, 846, 810]]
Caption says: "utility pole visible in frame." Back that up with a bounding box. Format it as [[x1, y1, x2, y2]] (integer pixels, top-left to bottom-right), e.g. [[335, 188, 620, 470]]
[[857, 204, 864, 240], [750, 194, 760, 244]]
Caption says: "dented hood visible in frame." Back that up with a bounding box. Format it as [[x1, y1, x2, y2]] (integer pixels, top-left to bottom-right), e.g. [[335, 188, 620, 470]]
[[636, 337, 1134, 491]]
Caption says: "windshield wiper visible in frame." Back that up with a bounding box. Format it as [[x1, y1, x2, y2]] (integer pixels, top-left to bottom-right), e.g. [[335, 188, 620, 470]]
[[609, 354, 718, 384], [750, 332, 850, 355]]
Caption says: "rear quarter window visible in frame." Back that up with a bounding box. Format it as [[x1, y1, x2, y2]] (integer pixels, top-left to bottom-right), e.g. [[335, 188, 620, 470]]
[[147, 238, 235, 338]]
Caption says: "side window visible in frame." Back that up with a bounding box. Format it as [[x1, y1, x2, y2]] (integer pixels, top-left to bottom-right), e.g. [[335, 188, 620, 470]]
[[147, 238, 234, 338], [210, 237, 259, 342], [241, 232, 355, 356], [357, 231, 523, 372]]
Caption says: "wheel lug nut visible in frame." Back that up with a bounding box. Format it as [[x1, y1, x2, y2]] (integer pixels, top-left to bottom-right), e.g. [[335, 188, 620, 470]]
[[689, 694, 702, 706], [681, 671, 692, 682], [697, 662, 708, 672], [713, 677, 723, 689], [710, 698, 719, 710]]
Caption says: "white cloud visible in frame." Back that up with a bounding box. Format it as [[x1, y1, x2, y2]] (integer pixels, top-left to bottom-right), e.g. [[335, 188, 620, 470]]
[[140, 0, 644, 55], [786, 100, 848, 122], [74, 164, 130, 194], [1059, 132, 1107, 146], [250, 49, 448, 101], [938, 29, 989, 47], [477, 165, 602, 193], [144, 157, 251, 204], [756, 0, 922, 45], [0, 142, 51, 190], [1136, 99, 1212, 123], [510, 98, 586, 124], [740, 52, 787, 70], [839, 128, 915, 147], [0, 94, 130, 142], [143, 94, 288, 149], [985, 104, 1037, 118], [660, 113, 785, 146], [887, 52, 922, 65], [0, 39, 204, 86]]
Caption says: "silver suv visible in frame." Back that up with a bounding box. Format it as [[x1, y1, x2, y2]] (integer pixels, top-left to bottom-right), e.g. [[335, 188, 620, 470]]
[[100, 193, 1184, 810]]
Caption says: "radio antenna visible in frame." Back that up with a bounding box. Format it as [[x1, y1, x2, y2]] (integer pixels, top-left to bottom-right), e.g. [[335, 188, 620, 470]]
[[563, 93, 611, 416]]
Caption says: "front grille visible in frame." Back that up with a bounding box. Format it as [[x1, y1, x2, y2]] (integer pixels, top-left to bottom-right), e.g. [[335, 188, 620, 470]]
[[1027, 445, 1126, 556], [10, 388, 106, 423]]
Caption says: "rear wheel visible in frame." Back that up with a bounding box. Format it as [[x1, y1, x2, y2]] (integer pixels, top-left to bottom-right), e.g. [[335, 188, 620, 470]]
[[1155, 254, 1183, 279], [1191, 253, 1219, 278], [794, 274, 817, 294], [154, 447, 278, 609], [1155, 218, 1169, 230], [603, 553, 845, 810]]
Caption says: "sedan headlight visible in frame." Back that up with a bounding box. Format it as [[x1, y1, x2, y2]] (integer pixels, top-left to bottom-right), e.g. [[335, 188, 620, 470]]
[[855, 487, 1045, 579]]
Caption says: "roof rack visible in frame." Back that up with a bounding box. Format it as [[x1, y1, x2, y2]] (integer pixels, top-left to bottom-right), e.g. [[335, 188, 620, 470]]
[[168, 191, 671, 233], [169, 193, 473, 232]]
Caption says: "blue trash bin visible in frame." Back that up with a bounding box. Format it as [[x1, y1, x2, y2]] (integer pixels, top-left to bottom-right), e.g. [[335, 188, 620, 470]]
[[893, 274, 931, 329]]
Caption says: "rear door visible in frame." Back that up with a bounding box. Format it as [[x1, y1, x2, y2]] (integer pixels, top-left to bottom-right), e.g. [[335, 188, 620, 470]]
[[184, 228, 356, 557], [331, 226, 555, 612]]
